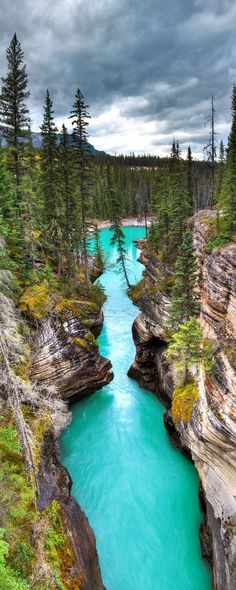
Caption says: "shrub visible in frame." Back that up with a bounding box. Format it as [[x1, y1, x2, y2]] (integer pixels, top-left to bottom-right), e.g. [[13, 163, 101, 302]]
[[19, 284, 54, 320], [205, 235, 230, 253]]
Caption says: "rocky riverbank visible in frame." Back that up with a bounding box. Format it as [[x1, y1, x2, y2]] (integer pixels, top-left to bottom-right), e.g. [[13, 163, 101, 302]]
[[128, 211, 236, 590], [0, 239, 113, 589]]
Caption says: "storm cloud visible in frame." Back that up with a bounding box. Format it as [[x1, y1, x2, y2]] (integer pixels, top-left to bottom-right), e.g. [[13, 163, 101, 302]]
[[0, 0, 235, 156]]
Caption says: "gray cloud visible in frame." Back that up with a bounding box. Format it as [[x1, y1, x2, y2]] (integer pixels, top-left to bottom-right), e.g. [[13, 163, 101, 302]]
[[0, 0, 235, 156]]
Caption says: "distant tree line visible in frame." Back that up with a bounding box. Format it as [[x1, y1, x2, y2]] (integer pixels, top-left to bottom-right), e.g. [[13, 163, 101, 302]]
[[0, 33, 234, 291]]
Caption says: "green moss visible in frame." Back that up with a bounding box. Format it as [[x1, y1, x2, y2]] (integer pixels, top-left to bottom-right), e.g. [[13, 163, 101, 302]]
[[171, 380, 199, 424], [19, 284, 54, 320], [73, 337, 89, 351], [82, 318, 94, 328], [84, 331, 98, 347], [223, 342, 236, 369], [128, 278, 146, 301]]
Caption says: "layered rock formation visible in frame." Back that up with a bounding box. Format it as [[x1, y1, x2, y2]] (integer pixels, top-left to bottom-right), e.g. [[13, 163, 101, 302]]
[[29, 308, 113, 588], [30, 308, 112, 587], [129, 211, 236, 590], [31, 310, 113, 402]]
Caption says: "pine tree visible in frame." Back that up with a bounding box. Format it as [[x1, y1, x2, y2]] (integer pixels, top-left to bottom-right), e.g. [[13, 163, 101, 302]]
[[93, 223, 103, 269], [219, 139, 225, 163], [167, 318, 214, 383], [168, 141, 188, 258], [59, 123, 77, 276], [187, 146, 194, 215], [221, 85, 236, 236], [40, 90, 58, 216], [216, 139, 226, 203], [169, 230, 199, 330], [110, 184, 130, 288], [69, 89, 92, 283], [0, 34, 30, 208], [149, 169, 170, 258], [40, 90, 62, 271]]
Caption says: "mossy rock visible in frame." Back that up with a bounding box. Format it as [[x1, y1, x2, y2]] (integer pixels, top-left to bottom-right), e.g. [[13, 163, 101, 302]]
[[19, 284, 54, 320], [171, 380, 199, 424]]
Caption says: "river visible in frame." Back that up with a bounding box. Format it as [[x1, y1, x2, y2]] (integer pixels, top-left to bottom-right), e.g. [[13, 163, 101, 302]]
[[60, 226, 211, 590]]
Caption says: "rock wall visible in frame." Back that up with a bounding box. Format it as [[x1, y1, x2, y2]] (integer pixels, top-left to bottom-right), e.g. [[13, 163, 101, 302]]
[[128, 211, 236, 590], [31, 311, 113, 402], [30, 309, 113, 588], [37, 429, 104, 590]]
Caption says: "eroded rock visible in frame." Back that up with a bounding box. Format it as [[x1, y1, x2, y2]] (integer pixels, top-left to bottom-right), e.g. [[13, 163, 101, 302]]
[[129, 212, 236, 590]]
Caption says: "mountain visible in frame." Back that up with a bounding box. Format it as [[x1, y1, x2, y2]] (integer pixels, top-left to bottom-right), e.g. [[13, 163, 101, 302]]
[[0, 126, 107, 156]]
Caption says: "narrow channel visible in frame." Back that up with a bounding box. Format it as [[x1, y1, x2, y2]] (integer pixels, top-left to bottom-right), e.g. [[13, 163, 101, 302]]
[[60, 226, 211, 590]]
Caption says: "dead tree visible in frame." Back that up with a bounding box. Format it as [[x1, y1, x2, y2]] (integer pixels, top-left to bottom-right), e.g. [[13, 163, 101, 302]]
[[204, 96, 218, 207]]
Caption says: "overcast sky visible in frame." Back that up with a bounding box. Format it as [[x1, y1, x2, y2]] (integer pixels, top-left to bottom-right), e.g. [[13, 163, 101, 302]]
[[0, 0, 235, 157]]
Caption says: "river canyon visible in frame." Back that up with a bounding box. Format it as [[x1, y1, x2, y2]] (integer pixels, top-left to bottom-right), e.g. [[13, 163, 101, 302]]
[[61, 226, 211, 590]]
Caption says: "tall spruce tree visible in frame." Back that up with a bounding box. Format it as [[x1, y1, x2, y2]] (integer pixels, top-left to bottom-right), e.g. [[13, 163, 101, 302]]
[[110, 183, 130, 288], [0, 34, 30, 208], [221, 85, 236, 236], [59, 123, 77, 276], [219, 139, 225, 163], [40, 90, 62, 271], [187, 146, 194, 215], [69, 89, 92, 283], [169, 229, 199, 330], [168, 140, 188, 259]]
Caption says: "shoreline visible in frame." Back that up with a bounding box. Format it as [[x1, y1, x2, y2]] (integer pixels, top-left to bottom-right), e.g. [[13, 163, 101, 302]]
[[95, 217, 152, 229]]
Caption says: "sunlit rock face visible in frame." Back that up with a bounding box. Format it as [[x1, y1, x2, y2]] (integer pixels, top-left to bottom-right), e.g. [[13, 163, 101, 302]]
[[31, 311, 113, 402], [129, 212, 236, 590]]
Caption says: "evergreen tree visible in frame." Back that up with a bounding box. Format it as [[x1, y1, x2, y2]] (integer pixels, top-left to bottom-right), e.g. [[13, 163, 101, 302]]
[[59, 123, 77, 276], [221, 85, 236, 236], [93, 223, 103, 269], [69, 89, 92, 283], [187, 146, 194, 215], [169, 230, 199, 329], [168, 318, 214, 383], [40, 90, 58, 216], [0, 34, 30, 207], [110, 185, 130, 288], [216, 139, 226, 204], [40, 90, 62, 271], [219, 139, 225, 163], [149, 169, 170, 258], [168, 141, 188, 258]]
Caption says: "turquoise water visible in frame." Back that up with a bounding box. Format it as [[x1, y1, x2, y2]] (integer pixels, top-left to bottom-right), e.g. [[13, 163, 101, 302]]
[[61, 227, 211, 590]]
